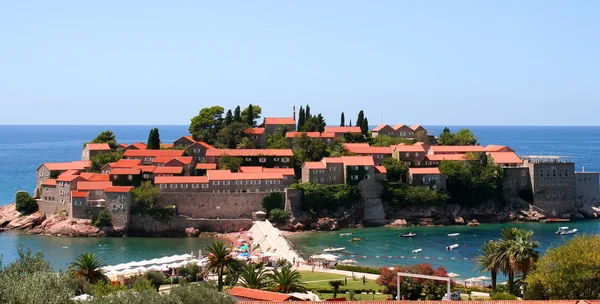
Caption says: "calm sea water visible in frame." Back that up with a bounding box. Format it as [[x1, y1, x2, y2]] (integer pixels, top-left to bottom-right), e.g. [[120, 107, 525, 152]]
[[1, 125, 599, 270]]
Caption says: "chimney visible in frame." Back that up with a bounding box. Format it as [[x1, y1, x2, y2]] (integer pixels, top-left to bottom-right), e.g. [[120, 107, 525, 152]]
[[293, 105, 296, 121]]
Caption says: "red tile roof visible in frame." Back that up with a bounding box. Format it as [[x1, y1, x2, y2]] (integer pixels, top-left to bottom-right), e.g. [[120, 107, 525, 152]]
[[285, 132, 335, 138], [343, 143, 370, 148], [322, 157, 343, 164], [262, 168, 295, 175], [263, 117, 296, 125], [88, 174, 110, 181], [153, 156, 193, 165], [109, 168, 141, 175], [341, 156, 376, 166], [85, 143, 111, 151], [392, 124, 409, 130], [238, 166, 263, 173], [154, 176, 209, 184], [425, 154, 467, 161], [195, 163, 218, 170], [372, 124, 389, 132], [176, 135, 197, 143], [41, 161, 90, 171], [430, 145, 486, 154], [153, 166, 184, 174], [112, 159, 142, 168], [244, 128, 266, 135], [344, 145, 392, 155], [118, 143, 128, 149], [205, 149, 294, 157], [375, 166, 387, 174], [409, 167, 441, 175], [489, 152, 523, 165], [206, 170, 284, 181], [60, 169, 81, 176], [410, 125, 424, 131], [190, 141, 215, 149], [303, 161, 326, 170], [79, 172, 96, 180], [71, 190, 88, 198], [127, 142, 147, 150], [136, 166, 157, 173], [56, 174, 82, 182], [394, 144, 426, 153], [324, 126, 362, 134], [42, 179, 57, 186], [228, 286, 293, 302], [77, 181, 112, 191], [485, 145, 514, 152], [160, 143, 174, 149], [105, 186, 133, 193], [123, 149, 185, 157]]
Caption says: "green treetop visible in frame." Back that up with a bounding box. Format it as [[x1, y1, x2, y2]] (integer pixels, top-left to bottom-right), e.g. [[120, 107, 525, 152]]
[[87, 130, 118, 150], [188, 106, 225, 145], [224, 109, 233, 126], [146, 128, 161, 149], [340, 112, 345, 126], [242, 104, 261, 127], [233, 105, 242, 122]]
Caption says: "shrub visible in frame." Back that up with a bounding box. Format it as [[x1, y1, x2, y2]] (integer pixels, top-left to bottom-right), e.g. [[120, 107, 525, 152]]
[[169, 283, 235, 304], [143, 271, 165, 291], [94, 210, 112, 227], [335, 264, 380, 275], [262, 192, 283, 213], [15, 191, 38, 214], [133, 278, 155, 292], [491, 292, 518, 300], [268, 208, 289, 224], [87, 280, 126, 297], [290, 183, 360, 211], [177, 263, 201, 281]]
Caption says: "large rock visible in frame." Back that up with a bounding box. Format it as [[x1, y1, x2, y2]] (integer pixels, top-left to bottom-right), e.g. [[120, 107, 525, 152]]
[[578, 203, 600, 218], [454, 217, 465, 225], [359, 180, 387, 226], [0, 204, 20, 227], [185, 227, 200, 237], [386, 219, 407, 227], [316, 217, 338, 231], [467, 219, 480, 227], [28, 213, 101, 236], [5, 211, 46, 230]]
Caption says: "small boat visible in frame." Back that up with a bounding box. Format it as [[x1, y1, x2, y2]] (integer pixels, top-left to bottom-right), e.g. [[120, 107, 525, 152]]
[[446, 233, 460, 237], [349, 237, 361, 242], [555, 226, 578, 235], [412, 248, 422, 254], [401, 232, 417, 237], [446, 244, 459, 250], [339, 233, 352, 237], [323, 247, 346, 253]]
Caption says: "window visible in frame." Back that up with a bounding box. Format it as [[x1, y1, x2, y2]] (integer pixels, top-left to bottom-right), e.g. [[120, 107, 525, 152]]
[[539, 180, 543, 186], [224, 181, 230, 185], [181, 184, 188, 188], [364, 166, 369, 170], [540, 169, 544, 177], [245, 157, 252, 161], [266, 180, 272, 185], [274, 157, 280, 161], [245, 180, 251, 185], [59, 182, 64, 186], [170, 184, 177, 188], [39, 172, 43, 177], [236, 180, 243, 185], [112, 204, 118, 210], [143, 174, 150, 179], [320, 177, 324, 182], [213, 181, 220, 185], [259, 157, 266, 163], [256, 180, 262, 185], [118, 195, 125, 200], [351, 175, 359, 180], [46, 172, 50, 177], [364, 175, 370, 180], [192, 184, 199, 188], [521, 170, 526, 177], [59, 190, 63, 195], [282, 157, 290, 162], [313, 178, 319, 182], [128, 175, 133, 181], [202, 184, 209, 188], [319, 170, 325, 174], [520, 180, 526, 186], [546, 181, 550, 186], [405, 152, 410, 157], [275, 180, 280, 184], [329, 166, 336, 171], [352, 166, 358, 170]]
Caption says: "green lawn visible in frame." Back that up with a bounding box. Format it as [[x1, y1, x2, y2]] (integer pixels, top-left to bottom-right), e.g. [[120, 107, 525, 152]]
[[318, 292, 391, 301], [299, 270, 389, 300]]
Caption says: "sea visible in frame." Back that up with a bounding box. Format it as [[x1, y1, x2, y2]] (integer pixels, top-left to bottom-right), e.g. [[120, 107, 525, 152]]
[[1, 125, 600, 276]]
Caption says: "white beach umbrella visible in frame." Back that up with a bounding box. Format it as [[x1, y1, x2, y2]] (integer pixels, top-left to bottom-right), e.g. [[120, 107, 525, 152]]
[[198, 250, 203, 259], [477, 276, 491, 286], [341, 259, 357, 264], [447, 272, 460, 278], [147, 265, 162, 272]]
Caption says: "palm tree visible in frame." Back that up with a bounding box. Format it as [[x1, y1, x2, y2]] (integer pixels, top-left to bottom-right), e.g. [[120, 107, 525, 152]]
[[474, 241, 499, 291], [236, 137, 255, 149], [268, 266, 307, 293], [238, 264, 270, 290], [508, 230, 540, 297], [204, 241, 239, 292], [329, 280, 344, 298], [70, 253, 108, 284]]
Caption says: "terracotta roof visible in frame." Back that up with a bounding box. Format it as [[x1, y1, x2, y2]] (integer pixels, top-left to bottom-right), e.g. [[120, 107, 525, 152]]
[[127, 142, 147, 150], [410, 125, 424, 131], [343, 143, 370, 148], [322, 157, 343, 164], [123, 149, 185, 157], [489, 152, 523, 165], [344, 145, 392, 155], [244, 128, 265, 135], [375, 166, 387, 174], [263, 117, 296, 125], [41, 161, 90, 171], [175, 135, 197, 144], [190, 141, 215, 149], [372, 124, 389, 132], [84, 143, 111, 151], [238, 166, 263, 173], [341, 156, 375, 166], [430, 145, 486, 154], [195, 163, 218, 170], [205, 149, 294, 157], [262, 168, 295, 175], [154, 176, 209, 184], [394, 144, 426, 153], [109, 168, 141, 175], [153, 166, 184, 174], [60, 169, 80, 176], [56, 174, 82, 182], [409, 167, 441, 175], [88, 174, 110, 181], [105, 186, 133, 193], [303, 161, 326, 170], [118, 143, 128, 149], [42, 179, 57, 186], [425, 154, 467, 161], [79, 172, 96, 180], [136, 166, 157, 173], [160, 143, 174, 149], [485, 145, 514, 152], [285, 132, 335, 138], [71, 190, 88, 198], [324, 126, 362, 134], [77, 181, 112, 191], [112, 159, 142, 168], [392, 124, 409, 130], [206, 170, 284, 181], [153, 156, 193, 165], [228, 286, 293, 302]]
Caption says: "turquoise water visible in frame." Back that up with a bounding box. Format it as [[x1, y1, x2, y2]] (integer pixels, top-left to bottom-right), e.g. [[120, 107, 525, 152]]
[[288, 221, 600, 279], [0, 231, 218, 269]]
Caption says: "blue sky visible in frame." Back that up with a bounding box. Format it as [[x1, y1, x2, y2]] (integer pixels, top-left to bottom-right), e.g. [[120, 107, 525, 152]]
[[0, 1, 598, 126]]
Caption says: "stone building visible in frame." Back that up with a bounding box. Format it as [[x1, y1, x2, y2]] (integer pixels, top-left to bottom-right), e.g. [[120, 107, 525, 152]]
[[343, 144, 392, 166], [259, 117, 296, 135], [205, 149, 294, 168], [70, 185, 134, 228], [392, 143, 427, 167], [576, 171, 600, 202], [408, 167, 446, 190], [502, 166, 533, 201], [245, 128, 267, 148], [186, 141, 214, 163], [323, 126, 362, 138], [301, 156, 376, 185], [172, 135, 196, 148], [428, 145, 486, 155], [122, 149, 185, 165], [524, 156, 576, 217], [81, 143, 111, 161], [35, 161, 90, 196], [371, 124, 395, 137], [155, 170, 287, 194]]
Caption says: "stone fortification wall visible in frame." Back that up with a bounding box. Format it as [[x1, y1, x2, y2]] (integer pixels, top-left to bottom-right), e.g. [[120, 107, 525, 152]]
[[159, 192, 268, 219], [128, 214, 252, 236], [37, 201, 67, 216]]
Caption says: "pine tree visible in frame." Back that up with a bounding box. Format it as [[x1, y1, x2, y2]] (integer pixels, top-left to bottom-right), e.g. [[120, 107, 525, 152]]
[[361, 117, 369, 135], [340, 112, 345, 127], [316, 114, 326, 133], [233, 106, 242, 122], [245, 104, 254, 127], [356, 110, 364, 129], [349, 119, 352, 127], [305, 105, 311, 120], [147, 128, 161, 149], [224, 110, 233, 126], [297, 106, 305, 131]]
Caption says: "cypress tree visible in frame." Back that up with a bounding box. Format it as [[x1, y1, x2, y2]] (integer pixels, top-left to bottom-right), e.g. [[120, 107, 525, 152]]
[[356, 110, 364, 129], [147, 129, 154, 149], [245, 104, 254, 127], [349, 119, 352, 127], [147, 128, 161, 149], [305, 105, 311, 120], [361, 117, 369, 135], [317, 114, 326, 133], [298, 106, 305, 131], [340, 112, 345, 126], [224, 109, 233, 126], [233, 106, 242, 122]]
